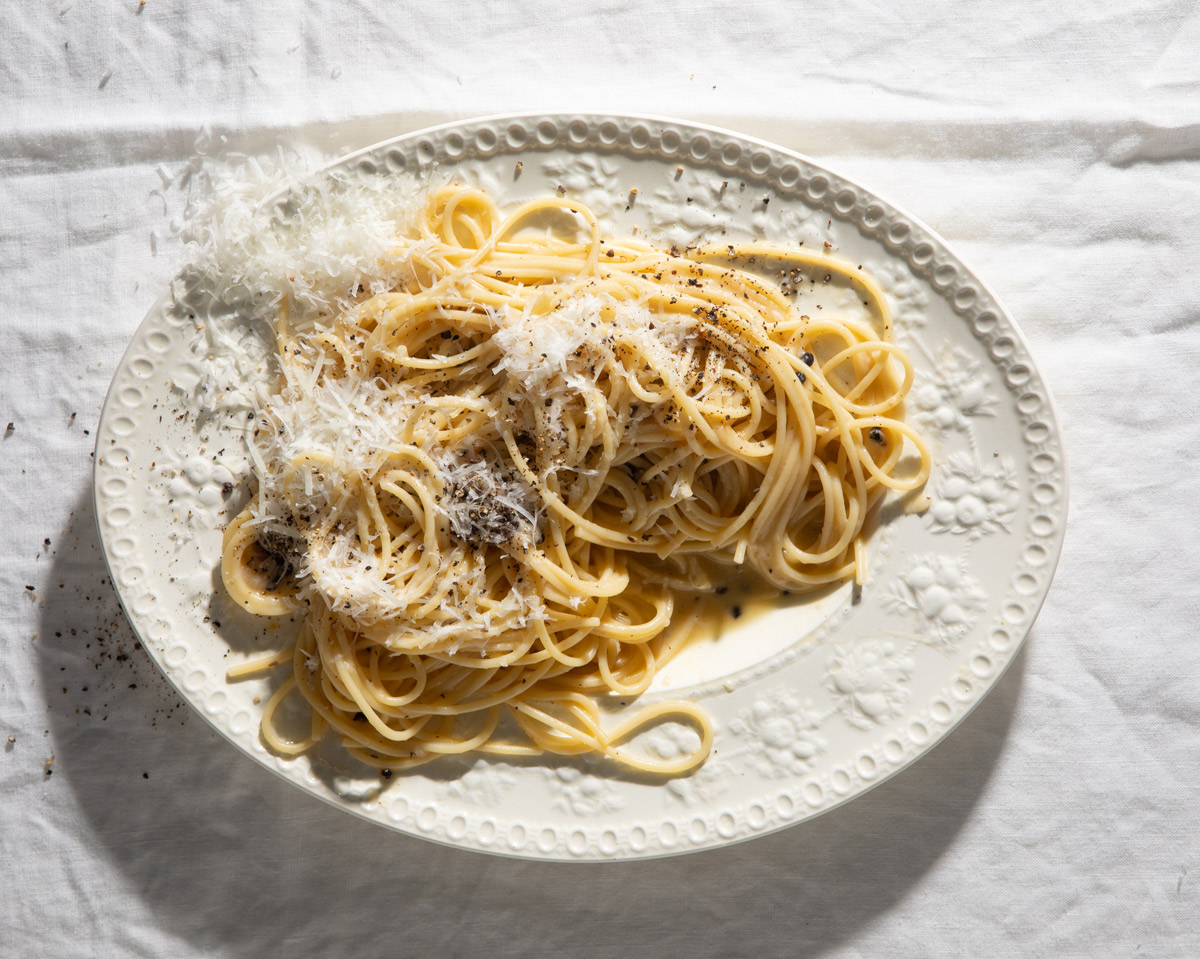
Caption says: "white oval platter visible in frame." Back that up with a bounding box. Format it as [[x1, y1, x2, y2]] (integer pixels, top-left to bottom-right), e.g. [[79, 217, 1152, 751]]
[[94, 114, 1067, 860]]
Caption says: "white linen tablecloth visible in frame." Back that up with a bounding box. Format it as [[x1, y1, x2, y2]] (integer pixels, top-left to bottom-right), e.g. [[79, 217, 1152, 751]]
[[2, 2, 1197, 956]]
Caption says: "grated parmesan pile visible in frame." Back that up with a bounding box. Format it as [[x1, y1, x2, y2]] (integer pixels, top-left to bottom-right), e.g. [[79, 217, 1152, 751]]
[[180, 153, 421, 323]]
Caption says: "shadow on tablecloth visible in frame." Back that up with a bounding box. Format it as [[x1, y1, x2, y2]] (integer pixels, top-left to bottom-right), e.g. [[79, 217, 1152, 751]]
[[38, 484, 1028, 959]]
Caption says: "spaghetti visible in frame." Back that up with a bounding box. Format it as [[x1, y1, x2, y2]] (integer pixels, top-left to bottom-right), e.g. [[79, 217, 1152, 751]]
[[220, 184, 930, 775]]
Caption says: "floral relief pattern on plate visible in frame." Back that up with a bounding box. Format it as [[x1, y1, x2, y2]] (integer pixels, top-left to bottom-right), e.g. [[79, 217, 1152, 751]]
[[882, 557, 990, 649], [442, 761, 520, 807], [927, 452, 1020, 538], [909, 342, 1000, 437], [822, 641, 916, 730], [728, 692, 830, 777], [542, 767, 626, 816]]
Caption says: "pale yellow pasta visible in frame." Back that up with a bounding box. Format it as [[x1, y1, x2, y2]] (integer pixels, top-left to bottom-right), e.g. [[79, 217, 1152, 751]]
[[220, 185, 930, 775]]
